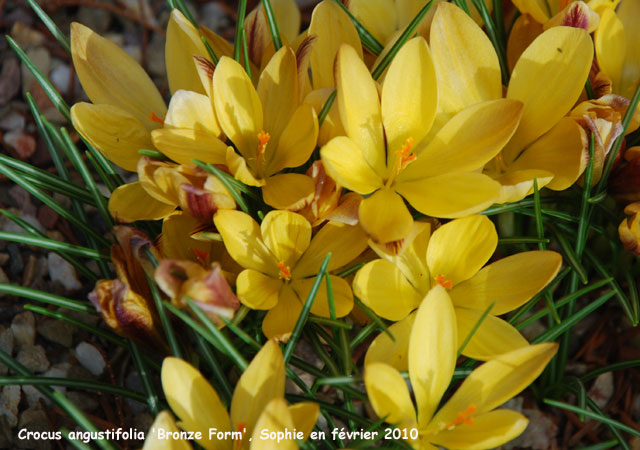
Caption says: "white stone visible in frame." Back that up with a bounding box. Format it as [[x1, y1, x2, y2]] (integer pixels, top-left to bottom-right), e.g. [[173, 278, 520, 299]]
[[48, 253, 82, 293], [75, 342, 105, 376]]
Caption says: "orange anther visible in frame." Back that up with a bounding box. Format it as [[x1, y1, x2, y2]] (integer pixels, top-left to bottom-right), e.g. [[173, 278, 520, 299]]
[[147, 112, 164, 125], [445, 404, 477, 430], [395, 137, 416, 168], [234, 422, 247, 450], [277, 261, 291, 280], [193, 248, 209, 264], [435, 274, 453, 289], [258, 130, 271, 155]]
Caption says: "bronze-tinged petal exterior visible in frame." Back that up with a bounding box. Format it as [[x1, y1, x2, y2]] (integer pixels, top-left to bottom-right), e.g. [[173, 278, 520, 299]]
[[619, 202, 640, 256]]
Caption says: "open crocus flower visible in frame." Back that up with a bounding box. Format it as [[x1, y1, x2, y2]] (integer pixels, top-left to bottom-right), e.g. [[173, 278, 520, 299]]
[[212, 46, 319, 210], [354, 215, 561, 361], [70, 22, 166, 171], [364, 285, 558, 450], [428, 3, 592, 203], [144, 340, 319, 450], [108, 157, 236, 223], [214, 210, 367, 340], [320, 36, 523, 245]]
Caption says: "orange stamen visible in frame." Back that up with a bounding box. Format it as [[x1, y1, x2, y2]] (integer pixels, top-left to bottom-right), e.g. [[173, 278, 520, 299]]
[[435, 274, 453, 289], [234, 422, 247, 450], [386, 137, 416, 187], [147, 112, 164, 125], [193, 248, 209, 264], [277, 261, 291, 280], [445, 404, 477, 430]]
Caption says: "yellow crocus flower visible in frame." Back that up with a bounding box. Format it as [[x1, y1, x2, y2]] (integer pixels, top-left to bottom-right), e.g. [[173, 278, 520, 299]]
[[320, 35, 523, 245], [364, 285, 558, 450], [595, 0, 640, 101], [429, 3, 593, 203], [212, 46, 319, 210], [144, 341, 319, 450], [354, 215, 561, 362], [214, 209, 367, 340]]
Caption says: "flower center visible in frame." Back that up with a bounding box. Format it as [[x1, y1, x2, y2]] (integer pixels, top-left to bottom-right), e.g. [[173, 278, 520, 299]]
[[435, 274, 453, 289], [256, 130, 271, 168], [386, 137, 416, 187], [277, 261, 291, 280], [445, 404, 477, 430], [147, 112, 164, 125]]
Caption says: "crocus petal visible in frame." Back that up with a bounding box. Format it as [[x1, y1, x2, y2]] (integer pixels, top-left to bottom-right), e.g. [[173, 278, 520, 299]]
[[410, 285, 457, 428], [250, 399, 297, 450], [364, 312, 414, 370], [430, 3, 501, 116], [426, 215, 497, 286], [266, 104, 319, 175], [450, 251, 562, 315], [214, 210, 278, 276], [158, 211, 212, 263], [594, 11, 625, 92], [430, 343, 558, 429], [161, 358, 231, 450], [71, 103, 151, 172], [166, 10, 208, 94], [336, 44, 386, 176], [396, 172, 500, 219], [152, 129, 227, 165], [109, 182, 175, 222], [382, 37, 437, 159], [492, 169, 554, 203], [506, 14, 543, 72], [455, 308, 529, 361], [260, 210, 311, 268], [70, 22, 166, 128], [291, 275, 353, 318], [213, 57, 263, 160], [164, 90, 222, 137], [349, 0, 396, 44], [236, 269, 282, 310], [231, 340, 285, 438], [263, 173, 315, 210], [504, 26, 593, 157], [226, 147, 265, 187], [305, 88, 345, 146], [258, 46, 299, 149], [364, 363, 417, 430], [509, 117, 587, 190], [270, 0, 302, 43], [287, 403, 320, 439], [429, 410, 528, 450], [510, 0, 550, 23], [308, 0, 363, 90], [143, 411, 192, 450], [353, 259, 422, 321], [320, 136, 383, 195], [617, 0, 640, 99], [359, 188, 413, 244], [398, 99, 523, 180], [544, 1, 600, 33], [262, 285, 302, 341], [293, 221, 368, 278]]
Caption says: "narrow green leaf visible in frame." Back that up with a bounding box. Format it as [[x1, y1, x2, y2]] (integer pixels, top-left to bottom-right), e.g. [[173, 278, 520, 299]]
[[193, 333, 233, 406], [202, 36, 220, 64], [26, 0, 71, 54], [0, 231, 108, 260], [0, 283, 95, 313], [371, 0, 434, 80], [544, 399, 640, 438], [470, 0, 508, 84], [283, 253, 332, 364], [129, 341, 160, 416], [585, 249, 635, 321], [234, 0, 249, 62], [318, 89, 337, 127], [147, 275, 183, 358], [7, 36, 70, 121], [457, 302, 495, 358], [330, 0, 384, 56], [263, 0, 283, 51]]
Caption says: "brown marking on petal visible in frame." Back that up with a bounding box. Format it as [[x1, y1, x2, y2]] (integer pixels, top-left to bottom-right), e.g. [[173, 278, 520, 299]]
[[194, 55, 215, 80], [244, 8, 264, 67], [180, 183, 216, 222], [184, 263, 240, 325], [562, 3, 589, 30], [296, 34, 317, 101]]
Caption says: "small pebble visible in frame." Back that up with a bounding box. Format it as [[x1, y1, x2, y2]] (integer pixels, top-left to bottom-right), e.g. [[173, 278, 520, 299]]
[[37, 318, 75, 347], [0, 268, 8, 297], [48, 63, 71, 94], [16, 345, 50, 373], [10, 311, 35, 349], [47, 253, 82, 293], [0, 327, 14, 375], [22, 254, 37, 287], [7, 244, 24, 278], [0, 254, 9, 266], [0, 109, 25, 131], [0, 58, 21, 105], [588, 371, 614, 409], [17, 406, 51, 450], [66, 391, 99, 413], [4, 129, 36, 160], [10, 23, 44, 49], [21, 386, 46, 408], [75, 342, 105, 376], [36, 206, 58, 230], [0, 385, 21, 427]]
